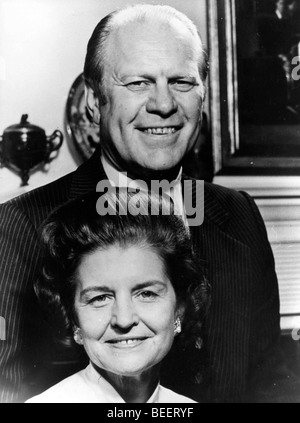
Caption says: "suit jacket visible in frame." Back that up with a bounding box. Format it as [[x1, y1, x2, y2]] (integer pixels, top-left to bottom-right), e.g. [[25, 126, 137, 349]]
[[0, 149, 282, 403]]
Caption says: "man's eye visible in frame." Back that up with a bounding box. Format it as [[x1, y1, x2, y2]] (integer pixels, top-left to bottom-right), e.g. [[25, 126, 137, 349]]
[[171, 81, 195, 92], [126, 81, 150, 90]]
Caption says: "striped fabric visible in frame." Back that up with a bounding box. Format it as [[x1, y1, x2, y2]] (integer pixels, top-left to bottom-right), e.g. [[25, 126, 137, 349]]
[[0, 149, 282, 403]]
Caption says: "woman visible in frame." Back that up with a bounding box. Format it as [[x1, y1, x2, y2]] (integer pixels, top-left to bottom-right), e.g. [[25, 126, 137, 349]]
[[26, 190, 209, 403]]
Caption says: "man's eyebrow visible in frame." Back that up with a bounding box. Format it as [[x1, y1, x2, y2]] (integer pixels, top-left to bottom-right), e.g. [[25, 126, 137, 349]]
[[120, 73, 155, 81], [120, 74, 198, 81], [171, 75, 197, 80]]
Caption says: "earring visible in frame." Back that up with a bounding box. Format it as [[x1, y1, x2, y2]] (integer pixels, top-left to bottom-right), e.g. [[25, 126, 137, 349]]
[[174, 318, 182, 335], [195, 338, 203, 350], [73, 327, 83, 345]]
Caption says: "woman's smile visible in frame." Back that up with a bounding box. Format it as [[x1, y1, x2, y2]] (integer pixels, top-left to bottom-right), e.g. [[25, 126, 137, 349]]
[[106, 337, 150, 349]]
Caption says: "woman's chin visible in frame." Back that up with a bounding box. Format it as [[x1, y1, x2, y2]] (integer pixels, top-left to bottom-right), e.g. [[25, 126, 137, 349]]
[[102, 360, 159, 378], [108, 364, 152, 377]]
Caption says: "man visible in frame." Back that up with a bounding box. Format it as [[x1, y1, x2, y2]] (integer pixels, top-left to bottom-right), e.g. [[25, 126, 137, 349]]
[[0, 4, 284, 403]]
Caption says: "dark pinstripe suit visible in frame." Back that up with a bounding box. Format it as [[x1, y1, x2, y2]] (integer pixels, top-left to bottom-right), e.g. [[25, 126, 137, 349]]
[[0, 149, 281, 403]]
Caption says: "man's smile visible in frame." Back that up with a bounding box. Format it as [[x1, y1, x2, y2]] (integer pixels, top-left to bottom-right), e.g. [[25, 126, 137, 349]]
[[143, 127, 176, 135], [136, 124, 183, 135]]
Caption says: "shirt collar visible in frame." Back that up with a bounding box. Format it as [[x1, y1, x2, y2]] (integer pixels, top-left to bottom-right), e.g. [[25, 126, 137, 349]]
[[101, 153, 186, 224], [101, 153, 182, 189], [85, 363, 160, 403]]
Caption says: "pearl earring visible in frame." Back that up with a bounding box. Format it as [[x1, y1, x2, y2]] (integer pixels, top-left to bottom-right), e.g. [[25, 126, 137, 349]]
[[174, 318, 182, 335], [73, 327, 83, 345]]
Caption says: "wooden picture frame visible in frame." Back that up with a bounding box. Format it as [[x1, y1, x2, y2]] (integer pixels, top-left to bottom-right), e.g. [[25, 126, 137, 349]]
[[207, 0, 300, 175]]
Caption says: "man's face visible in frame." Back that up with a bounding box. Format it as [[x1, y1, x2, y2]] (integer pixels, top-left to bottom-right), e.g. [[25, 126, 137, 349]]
[[97, 20, 205, 171]]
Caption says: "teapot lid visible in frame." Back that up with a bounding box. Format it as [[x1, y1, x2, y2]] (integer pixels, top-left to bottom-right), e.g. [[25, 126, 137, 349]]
[[4, 114, 45, 134]]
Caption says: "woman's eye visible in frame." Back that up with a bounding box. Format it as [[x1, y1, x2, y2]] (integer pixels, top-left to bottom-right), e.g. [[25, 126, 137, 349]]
[[89, 295, 111, 306], [139, 291, 158, 301]]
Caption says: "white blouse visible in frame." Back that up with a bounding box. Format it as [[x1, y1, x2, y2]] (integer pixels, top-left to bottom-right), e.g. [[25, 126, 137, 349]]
[[25, 364, 196, 403]]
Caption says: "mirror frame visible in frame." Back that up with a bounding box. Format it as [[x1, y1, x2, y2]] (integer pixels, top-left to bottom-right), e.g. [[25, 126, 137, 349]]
[[207, 0, 300, 176]]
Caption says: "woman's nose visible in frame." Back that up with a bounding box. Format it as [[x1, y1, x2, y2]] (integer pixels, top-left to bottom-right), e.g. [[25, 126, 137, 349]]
[[146, 84, 178, 117], [110, 298, 139, 330]]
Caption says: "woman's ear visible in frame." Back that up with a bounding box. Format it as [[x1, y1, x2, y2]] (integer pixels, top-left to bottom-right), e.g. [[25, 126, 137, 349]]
[[73, 327, 83, 345], [85, 86, 101, 124]]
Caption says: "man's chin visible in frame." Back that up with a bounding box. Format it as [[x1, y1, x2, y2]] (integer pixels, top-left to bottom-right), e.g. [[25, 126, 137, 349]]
[[131, 163, 182, 184], [138, 155, 184, 173]]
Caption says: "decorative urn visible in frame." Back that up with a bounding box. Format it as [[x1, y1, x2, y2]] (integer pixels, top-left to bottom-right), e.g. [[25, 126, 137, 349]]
[[0, 114, 63, 186]]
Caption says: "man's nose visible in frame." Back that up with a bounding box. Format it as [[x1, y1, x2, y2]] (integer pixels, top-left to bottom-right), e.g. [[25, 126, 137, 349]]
[[110, 298, 139, 330], [146, 84, 178, 117]]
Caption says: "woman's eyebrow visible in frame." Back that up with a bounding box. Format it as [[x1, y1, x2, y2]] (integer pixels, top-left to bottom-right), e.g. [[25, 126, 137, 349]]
[[79, 281, 168, 300], [133, 281, 167, 291]]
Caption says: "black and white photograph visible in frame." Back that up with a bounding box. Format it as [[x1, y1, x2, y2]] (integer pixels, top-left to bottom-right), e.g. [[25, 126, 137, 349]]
[[0, 0, 300, 405]]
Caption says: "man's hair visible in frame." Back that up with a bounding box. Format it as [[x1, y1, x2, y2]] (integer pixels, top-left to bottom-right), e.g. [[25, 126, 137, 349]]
[[84, 4, 209, 104], [35, 189, 210, 351]]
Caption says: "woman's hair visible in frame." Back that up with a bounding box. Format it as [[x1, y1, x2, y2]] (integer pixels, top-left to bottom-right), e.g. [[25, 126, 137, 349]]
[[35, 189, 210, 350]]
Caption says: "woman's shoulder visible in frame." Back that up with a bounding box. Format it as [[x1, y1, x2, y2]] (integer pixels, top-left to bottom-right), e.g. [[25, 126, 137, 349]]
[[159, 386, 197, 403], [25, 369, 91, 403]]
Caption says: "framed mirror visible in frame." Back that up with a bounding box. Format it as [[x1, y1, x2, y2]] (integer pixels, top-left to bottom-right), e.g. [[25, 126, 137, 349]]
[[208, 0, 300, 175]]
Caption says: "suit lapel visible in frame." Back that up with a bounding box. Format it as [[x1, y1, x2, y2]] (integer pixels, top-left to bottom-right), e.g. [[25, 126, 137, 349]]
[[182, 176, 253, 399], [181, 175, 230, 228]]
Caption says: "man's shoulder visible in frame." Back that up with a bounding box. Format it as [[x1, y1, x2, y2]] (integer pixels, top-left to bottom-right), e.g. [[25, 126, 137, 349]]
[[1, 171, 75, 227], [204, 180, 244, 199], [204, 180, 250, 207], [202, 181, 258, 227]]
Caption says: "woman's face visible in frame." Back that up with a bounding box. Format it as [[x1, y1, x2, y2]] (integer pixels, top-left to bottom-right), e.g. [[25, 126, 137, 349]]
[[74, 244, 179, 377]]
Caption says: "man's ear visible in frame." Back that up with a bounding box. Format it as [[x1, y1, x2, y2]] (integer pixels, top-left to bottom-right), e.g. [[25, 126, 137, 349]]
[[85, 85, 101, 125]]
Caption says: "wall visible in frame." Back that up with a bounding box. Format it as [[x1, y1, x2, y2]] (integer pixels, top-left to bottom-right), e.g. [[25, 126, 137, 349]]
[[215, 175, 300, 332], [0, 0, 208, 202]]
